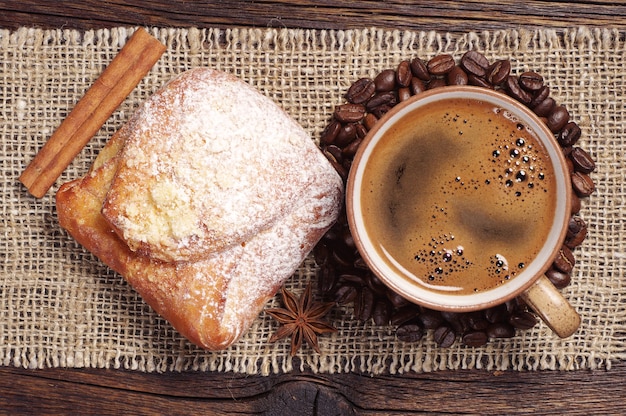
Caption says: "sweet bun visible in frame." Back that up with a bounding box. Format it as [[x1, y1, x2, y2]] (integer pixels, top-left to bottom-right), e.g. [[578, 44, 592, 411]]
[[56, 68, 343, 349]]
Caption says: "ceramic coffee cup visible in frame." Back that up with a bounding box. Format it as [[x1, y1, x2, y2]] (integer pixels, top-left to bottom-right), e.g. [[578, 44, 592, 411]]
[[347, 86, 580, 338]]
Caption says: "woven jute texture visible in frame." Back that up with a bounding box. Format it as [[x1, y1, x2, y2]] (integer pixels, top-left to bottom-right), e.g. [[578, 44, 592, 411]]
[[1, 26, 624, 375]]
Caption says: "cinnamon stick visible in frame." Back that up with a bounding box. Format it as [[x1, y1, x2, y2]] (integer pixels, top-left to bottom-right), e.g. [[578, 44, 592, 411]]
[[19, 27, 166, 198]]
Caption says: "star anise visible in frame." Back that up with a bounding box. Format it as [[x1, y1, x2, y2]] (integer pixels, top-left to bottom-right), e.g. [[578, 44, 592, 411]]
[[266, 282, 337, 356]]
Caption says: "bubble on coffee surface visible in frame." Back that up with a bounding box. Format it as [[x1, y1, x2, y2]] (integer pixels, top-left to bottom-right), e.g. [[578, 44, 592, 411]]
[[413, 233, 471, 283]]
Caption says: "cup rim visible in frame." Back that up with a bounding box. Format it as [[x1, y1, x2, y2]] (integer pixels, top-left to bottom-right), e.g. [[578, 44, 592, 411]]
[[346, 86, 572, 312]]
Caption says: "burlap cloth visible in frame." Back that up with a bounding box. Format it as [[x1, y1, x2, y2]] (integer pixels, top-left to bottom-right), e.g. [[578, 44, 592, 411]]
[[1, 26, 624, 375]]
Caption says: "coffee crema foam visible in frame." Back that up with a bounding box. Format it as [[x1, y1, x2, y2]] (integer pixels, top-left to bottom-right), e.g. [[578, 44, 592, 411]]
[[361, 98, 557, 295]]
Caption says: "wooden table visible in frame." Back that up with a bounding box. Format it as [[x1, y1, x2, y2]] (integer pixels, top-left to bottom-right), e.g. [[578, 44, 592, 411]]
[[1, 2, 624, 414]]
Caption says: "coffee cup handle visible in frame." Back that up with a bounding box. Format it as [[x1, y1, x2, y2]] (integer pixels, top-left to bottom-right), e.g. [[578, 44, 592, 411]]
[[519, 275, 581, 338]]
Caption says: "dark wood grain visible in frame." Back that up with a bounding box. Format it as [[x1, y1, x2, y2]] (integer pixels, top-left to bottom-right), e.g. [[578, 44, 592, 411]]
[[1, 2, 624, 415], [1, 364, 625, 415], [1, 0, 625, 32]]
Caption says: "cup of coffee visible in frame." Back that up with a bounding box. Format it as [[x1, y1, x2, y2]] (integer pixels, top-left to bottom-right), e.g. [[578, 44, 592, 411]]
[[346, 86, 580, 338]]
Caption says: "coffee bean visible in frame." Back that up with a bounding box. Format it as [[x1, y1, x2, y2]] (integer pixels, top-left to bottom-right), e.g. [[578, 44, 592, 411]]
[[553, 245, 576, 274], [323, 149, 347, 180], [346, 77, 376, 104], [567, 216, 588, 241], [508, 311, 537, 330], [485, 304, 507, 324], [486, 322, 516, 339], [418, 309, 444, 329], [571, 171, 595, 197], [410, 77, 426, 95], [324, 144, 344, 164], [396, 321, 424, 342], [398, 87, 412, 102], [532, 97, 556, 117], [374, 69, 397, 92], [460, 50, 489, 77], [547, 105, 570, 133], [569, 147, 595, 174], [570, 192, 582, 215], [427, 54, 455, 75], [386, 289, 411, 309], [558, 121, 582, 147], [434, 325, 457, 347], [342, 137, 363, 158], [410, 57, 431, 81], [334, 123, 358, 147], [334, 103, 366, 123], [546, 267, 572, 289], [371, 104, 393, 119], [468, 74, 492, 89], [529, 85, 550, 108], [363, 113, 378, 130], [373, 300, 392, 325], [487, 60, 511, 85], [366, 91, 397, 111], [320, 120, 341, 145], [427, 78, 447, 90], [447, 66, 469, 85], [565, 219, 588, 249], [504, 76, 532, 105], [466, 312, 489, 331], [462, 330, 488, 347], [333, 284, 358, 305], [519, 71, 544, 91], [355, 286, 375, 321], [441, 311, 467, 334], [391, 305, 421, 326], [396, 60, 413, 87]]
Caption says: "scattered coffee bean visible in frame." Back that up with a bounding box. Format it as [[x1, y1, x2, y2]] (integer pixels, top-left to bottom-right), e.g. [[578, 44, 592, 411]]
[[463, 330, 489, 347], [532, 96, 556, 117], [546, 268, 572, 289], [505, 75, 532, 105], [427, 78, 447, 90], [334, 103, 366, 123], [570, 192, 582, 215], [396, 321, 424, 342], [410, 77, 426, 95], [419, 309, 444, 329], [334, 122, 358, 147], [434, 325, 457, 347], [345, 77, 376, 104], [447, 66, 469, 85], [355, 286, 375, 322], [468, 74, 492, 89], [485, 304, 507, 324], [553, 245, 576, 274], [396, 60, 413, 87], [320, 120, 341, 145], [529, 85, 550, 108], [558, 122, 582, 147], [519, 71, 544, 91], [569, 147, 596, 174], [374, 69, 397, 92], [363, 113, 378, 130], [460, 50, 489, 77], [486, 59, 511, 85], [366, 91, 397, 111], [398, 87, 412, 102], [427, 54, 455, 75], [571, 171, 595, 197], [547, 105, 570, 133], [508, 311, 538, 330], [566, 217, 588, 249], [410, 57, 431, 81], [486, 322, 516, 339], [391, 305, 421, 326]]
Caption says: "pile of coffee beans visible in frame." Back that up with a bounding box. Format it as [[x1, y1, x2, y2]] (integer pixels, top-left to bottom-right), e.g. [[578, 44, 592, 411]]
[[314, 50, 595, 347]]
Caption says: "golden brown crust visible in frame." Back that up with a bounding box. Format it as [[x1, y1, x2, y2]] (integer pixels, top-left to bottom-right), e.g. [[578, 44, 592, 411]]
[[56, 68, 343, 350]]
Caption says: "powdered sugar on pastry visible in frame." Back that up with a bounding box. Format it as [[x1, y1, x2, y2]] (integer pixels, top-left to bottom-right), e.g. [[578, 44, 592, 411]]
[[103, 68, 325, 263]]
